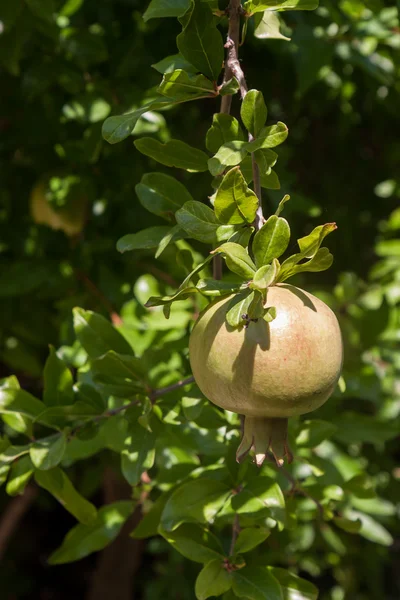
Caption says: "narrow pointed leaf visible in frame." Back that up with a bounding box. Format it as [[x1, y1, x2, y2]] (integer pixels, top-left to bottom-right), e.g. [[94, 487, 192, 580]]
[[117, 225, 186, 253], [134, 138, 209, 172], [35, 467, 97, 524], [48, 501, 134, 564], [275, 194, 290, 216], [158, 69, 216, 101]]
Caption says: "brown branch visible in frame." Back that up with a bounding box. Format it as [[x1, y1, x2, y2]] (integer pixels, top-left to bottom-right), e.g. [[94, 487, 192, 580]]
[[220, 0, 242, 114], [0, 484, 38, 562], [219, 0, 264, 232]]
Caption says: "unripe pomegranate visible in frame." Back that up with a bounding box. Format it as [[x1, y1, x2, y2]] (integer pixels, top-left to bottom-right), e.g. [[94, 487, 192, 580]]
[[189, 284, 343, 466]]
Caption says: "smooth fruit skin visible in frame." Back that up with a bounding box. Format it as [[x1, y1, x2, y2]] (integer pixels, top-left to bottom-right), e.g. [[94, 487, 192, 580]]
[[189, 284, 343, 420]]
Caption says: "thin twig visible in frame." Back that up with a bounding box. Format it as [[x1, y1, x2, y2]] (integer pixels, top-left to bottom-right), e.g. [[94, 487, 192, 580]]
[[229, 513, 240, 556], [70, 376, 195, 438], [0, 484, 38, 562], [280, 467, 324, 520]]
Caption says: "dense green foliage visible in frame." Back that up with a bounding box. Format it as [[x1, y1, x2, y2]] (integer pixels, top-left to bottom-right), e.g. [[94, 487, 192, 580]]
[[0, 1, 399, 599]]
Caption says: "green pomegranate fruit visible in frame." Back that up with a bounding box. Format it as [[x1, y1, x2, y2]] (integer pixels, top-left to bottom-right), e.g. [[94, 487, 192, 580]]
[[189, 283, 343, 467]]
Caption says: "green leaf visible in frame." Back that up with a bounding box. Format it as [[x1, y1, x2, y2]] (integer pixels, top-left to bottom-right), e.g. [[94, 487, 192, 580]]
[[254, 11, 291, 40], [176, 201, 236, 244], [252, 215, 290, 268], [349, 511, 393, 546], [344, 474, 376, 500], [91, 351, 146, 392], [260, 169, 280, 190], [197, 279, 243, 297], [132, 493, 171, 539], [177, 2, 224, 80], [161, 478, 231, 531], [136, 172, 193, 220], [275, 194, 290, 216], [121, 424, 156, 486], [226, 290, 254, 327], [228, 226, 255, 248], [43, 346, 74, 407], [219, 77, 240, 96], [296, 420, 338, 448], [35, 467, 97, 524], [160, 524, 225, 564], [158, 69, 216, 101], [117, 225, 186, 253], [244, 122, 288, 152], [215, 167, 259, 225], [254, 148, 278, 175], [6, 456, 34, 496], [234, 527, 271, 553], [196, 559, 233, 600], [155, 224, 188, 258], [213, 242, 256, 279], [152, 53, 198, 74], [244, 0, 319, 14], [233, 567, 283, 600], [143, 0, 191, 21], [0, 387, 45, 420], [231, 478, 285, 518], [73, 308, 133, 359], [250, 260, 279, 290], [48, 501, 134, 564], [278, 247, 334, 281], [241, 90, 268, 137], [333, 516, 362, 534], [30, 432, 67, 470], [297, 223, 337, 258], [0, 443, 32, 464], [102, 100, 171, 144], [208, 141, 248, 177], [269, 568, 318, 600], [134, 137, 209, 172], [145, 287, 199, 308], [206, 114, 245, 154]]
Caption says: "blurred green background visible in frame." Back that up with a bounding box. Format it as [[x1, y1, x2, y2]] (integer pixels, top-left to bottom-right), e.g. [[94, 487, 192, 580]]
[[0, 1, 399, 599]]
